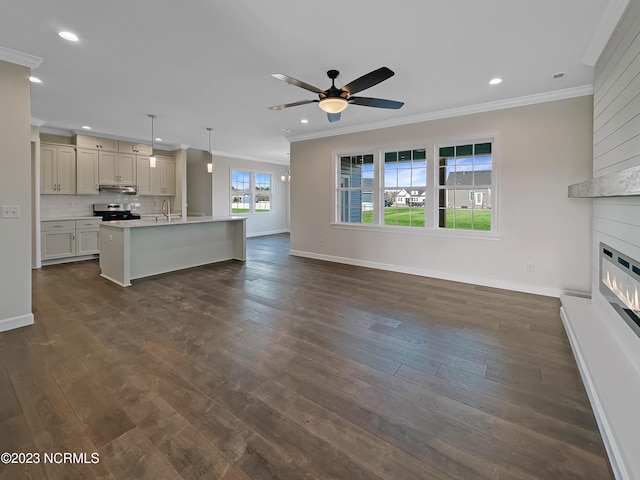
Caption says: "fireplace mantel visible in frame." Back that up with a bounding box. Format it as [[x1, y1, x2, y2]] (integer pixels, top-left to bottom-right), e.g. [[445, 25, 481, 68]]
[[568, 164, 640, 198]]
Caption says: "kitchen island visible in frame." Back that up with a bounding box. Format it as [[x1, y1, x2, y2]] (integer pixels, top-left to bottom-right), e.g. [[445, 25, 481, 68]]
[[99, 216, 246, 286]]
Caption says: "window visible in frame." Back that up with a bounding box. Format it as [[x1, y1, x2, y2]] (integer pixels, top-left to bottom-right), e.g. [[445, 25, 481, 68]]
[[338, 154, 374, 224], [384, 149, 427, 227], [438, 143, 492, 231], [255, 173, 271, 213], [231, 171, 272, 214], [335, 140, 495, 234], [231, 171, 250, 213]]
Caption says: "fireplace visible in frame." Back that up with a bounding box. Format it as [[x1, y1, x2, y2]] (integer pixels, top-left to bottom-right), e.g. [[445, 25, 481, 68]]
[[600, 242, 640, 339]]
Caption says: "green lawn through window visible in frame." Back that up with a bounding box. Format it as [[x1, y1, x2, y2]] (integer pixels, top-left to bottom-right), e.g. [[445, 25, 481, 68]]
[[361, 207, 490, 230]]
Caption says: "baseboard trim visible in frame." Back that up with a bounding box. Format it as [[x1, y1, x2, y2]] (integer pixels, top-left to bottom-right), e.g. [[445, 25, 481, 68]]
[[0, 313, 34, 332], [289, 249, 579, 298], [247, 229, 289, 238]]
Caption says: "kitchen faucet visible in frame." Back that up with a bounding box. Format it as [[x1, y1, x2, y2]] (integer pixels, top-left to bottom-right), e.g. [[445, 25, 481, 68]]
[[162, 199, 170, 219]]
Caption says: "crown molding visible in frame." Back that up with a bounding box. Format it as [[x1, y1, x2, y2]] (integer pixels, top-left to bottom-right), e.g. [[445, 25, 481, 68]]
[[0, 46, 42, 69], [583, 0, 630, 67], [288, 85, 594, 143]]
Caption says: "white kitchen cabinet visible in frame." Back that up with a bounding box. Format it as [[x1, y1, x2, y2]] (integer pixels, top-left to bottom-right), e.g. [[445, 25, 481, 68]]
[[97, 151, 136, 185], [41, 220, 76, 260], [136, 156, 153, 195], [118, 141, 152, 155], [76, 149, 99, 194], [75, 219, 101, 255], [41, 144, 76, 195], [151, 156, 175, 196], [75, 135, 118, 152]]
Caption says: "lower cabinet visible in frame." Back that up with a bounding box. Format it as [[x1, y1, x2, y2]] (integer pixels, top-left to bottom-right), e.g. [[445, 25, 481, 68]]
[[75, 219, 101, 255], [41, 221, 75, 260], [41, 219, 102, 262]]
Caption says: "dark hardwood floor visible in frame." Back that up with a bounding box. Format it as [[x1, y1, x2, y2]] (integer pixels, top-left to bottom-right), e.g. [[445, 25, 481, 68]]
[[1, 233, 613, 479]]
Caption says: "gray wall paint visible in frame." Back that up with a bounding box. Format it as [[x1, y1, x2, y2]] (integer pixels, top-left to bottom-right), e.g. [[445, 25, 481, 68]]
[[290, 96, 593, 297], [0, 60, 33, 331], [186, 149, 213, 216], [211, 154, 290, 237]]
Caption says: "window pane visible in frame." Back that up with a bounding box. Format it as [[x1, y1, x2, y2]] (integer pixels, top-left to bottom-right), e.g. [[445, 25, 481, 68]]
[[438, 142, 493, 231], [255, 173, 271, 213], [338, 154, 374, 224], [383, 149, 427, 228], [231, 170, 250, 213]]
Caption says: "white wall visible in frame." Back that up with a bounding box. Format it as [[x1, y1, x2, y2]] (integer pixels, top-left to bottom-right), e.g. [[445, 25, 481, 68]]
[[290, 96, 594, 297], [212, 154, 290, 237], [0, 59, 34, 331]]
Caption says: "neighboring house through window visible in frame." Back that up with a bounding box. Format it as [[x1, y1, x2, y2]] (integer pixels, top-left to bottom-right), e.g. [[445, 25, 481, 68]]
[[335, 140, 495, 233]]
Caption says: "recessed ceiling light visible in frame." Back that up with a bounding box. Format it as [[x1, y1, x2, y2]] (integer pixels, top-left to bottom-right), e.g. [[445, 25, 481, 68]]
[[155, 137, 162, 142], [29, 76, 42, 84], [300, 119, 309, 124], [489, 78, 503, 85], [81, 125, 92, 130], [282, 128, 292, 133], [58, 31, 79, 42]]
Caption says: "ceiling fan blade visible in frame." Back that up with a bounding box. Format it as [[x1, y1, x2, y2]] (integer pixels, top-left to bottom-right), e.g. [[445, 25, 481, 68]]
[[349, 96, 404, 109], [327, 112, 341, 122], [341, 67, 394, 95], [272, 73, 325, 94], [268, 99, 317, 110]]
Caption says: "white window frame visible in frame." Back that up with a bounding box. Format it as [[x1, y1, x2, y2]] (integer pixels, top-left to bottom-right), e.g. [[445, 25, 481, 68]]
[[230, 169, 273, 215], [332, 136, 499, 239]]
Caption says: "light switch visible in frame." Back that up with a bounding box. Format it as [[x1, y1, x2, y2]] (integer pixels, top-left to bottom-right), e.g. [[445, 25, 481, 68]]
[[1, 205, 20, 218]]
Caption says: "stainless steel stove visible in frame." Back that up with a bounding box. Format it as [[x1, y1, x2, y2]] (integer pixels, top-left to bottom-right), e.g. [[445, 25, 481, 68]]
[[93, 203, 141, 221]]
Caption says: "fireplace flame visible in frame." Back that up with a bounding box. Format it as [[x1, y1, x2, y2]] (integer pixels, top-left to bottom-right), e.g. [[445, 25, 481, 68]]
[[603, 266, 640, 315]]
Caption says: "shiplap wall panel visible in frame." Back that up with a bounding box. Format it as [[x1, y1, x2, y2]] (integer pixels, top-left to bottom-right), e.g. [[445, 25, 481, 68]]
[[593, 32, 640, 121], [594, 66, 640, 138], [593, 1, 640, 95], [593, 107, 640, 159], [593, 0, 640, 300]]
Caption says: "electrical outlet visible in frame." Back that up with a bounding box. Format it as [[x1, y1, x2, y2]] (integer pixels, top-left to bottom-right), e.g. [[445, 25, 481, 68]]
[[1, 205, 20, 218], [526, 262, 535, 273], [319, 238, 325, 246]]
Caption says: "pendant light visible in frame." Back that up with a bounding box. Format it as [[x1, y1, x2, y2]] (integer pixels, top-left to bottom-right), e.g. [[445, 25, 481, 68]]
[[206, 127, 213, 173], [148, 114, 157, 168]]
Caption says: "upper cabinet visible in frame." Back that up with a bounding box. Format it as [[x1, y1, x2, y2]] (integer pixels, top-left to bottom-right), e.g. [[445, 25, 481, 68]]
[[118, 141, 152, 155], [150, 156, 175, 196], [41, 144, 76, 195], [98, 152, 136, 185], [74, 135, 118, 152], [76, 149, 99, 195]]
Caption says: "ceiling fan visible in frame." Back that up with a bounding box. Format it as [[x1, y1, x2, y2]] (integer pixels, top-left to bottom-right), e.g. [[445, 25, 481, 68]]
[[268, 66, 404, 122]]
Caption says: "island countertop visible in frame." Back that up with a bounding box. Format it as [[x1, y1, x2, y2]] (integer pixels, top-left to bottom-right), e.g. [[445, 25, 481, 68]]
[[102, 215, 246, 229], [99, 216, 246, 286]]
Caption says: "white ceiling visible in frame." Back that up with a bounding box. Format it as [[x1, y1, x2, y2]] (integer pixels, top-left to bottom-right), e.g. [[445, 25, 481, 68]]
[[0, 0, 623, 165]]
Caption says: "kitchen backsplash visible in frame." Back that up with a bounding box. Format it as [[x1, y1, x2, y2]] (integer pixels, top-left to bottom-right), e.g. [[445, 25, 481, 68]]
[[40, 194, 175, 219]]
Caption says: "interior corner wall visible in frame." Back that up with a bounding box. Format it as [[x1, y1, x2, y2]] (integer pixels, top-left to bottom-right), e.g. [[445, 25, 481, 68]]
[[187, 148, 213, 216], [290, 96, 594, 297], [0, 60, 34, 331], [211, 154, 290, 237]]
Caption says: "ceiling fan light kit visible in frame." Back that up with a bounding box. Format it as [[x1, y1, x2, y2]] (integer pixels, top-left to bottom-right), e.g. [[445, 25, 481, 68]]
[[319, 97, 348, 114], [269, 66, 403, 122]]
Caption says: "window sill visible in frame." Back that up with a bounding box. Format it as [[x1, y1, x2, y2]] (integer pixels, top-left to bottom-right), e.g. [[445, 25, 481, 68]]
[[330, 222, 502, 240]]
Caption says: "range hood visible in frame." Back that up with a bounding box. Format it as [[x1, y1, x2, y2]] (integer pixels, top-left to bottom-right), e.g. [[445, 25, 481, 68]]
[[98, 184, 137, 194]]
